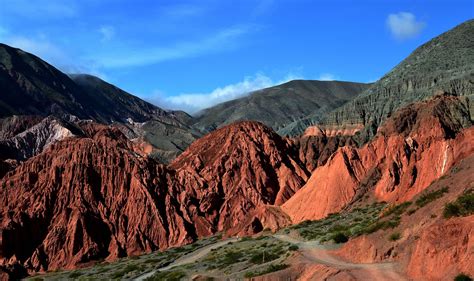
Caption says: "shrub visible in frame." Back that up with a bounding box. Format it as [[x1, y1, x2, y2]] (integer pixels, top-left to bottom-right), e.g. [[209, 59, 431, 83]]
[[388, 232, 401, 241], [454, 273, 472, 281], [111, 264, 140, 279], [244, 264, 289, 278], [145, 270, 186, 281], [382, 202, 412, 217], [444, 190, 474, 218], [415, 187, 449, 207], [68, 272, 82, 278], [249, 251, 280, 264], [332, 232, 349, 243], [364, 217, 401, 234], [288, 245, 299, 251]]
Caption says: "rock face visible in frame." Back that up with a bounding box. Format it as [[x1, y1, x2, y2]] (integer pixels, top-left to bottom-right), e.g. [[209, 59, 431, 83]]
[[170, 121, 309, 234], [407, 217, 474, 280], [322, 20, 474, 142], [283, 95, 473, 222], [0, 121, 309, 273], [292, 134, 356, 172], [0, 125, 196, 272], [116, 119, 201, 164], [193, 80, 369, 136], [333, 154, 474, 280], [0, 116, 82, 161]]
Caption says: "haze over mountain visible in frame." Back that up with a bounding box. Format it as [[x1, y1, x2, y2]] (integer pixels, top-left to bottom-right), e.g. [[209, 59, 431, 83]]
[[193, 80, 369, 136]]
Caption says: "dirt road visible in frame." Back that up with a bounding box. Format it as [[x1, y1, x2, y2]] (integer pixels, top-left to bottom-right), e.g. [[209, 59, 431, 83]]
[[133, 238, 238, 281], [274, 234, 407, 281]]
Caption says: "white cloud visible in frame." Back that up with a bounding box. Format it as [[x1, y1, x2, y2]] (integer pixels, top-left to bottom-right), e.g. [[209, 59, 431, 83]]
[[2, 34, 107, 79], [90, 24, 258, 68], [318, 73, 339, 81], [4, 36, 69, 65], [99, 26, 115, 42], [386, 12, 426, 40], [153, 73, 302, 113]]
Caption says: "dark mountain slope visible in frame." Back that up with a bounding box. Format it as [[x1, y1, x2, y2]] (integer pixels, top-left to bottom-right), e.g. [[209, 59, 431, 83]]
[[0, 43, 175, 124], [192, 80, 369, 136], [321, 19, 474, 141]]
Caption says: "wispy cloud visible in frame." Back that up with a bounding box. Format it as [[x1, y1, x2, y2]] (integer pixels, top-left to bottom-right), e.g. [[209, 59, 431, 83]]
[[318, 73, 339, 81], [153, 72, 303, 113], [386, 12, 426, 40], [99, 25, 115, 42], [90, 25, 259, 68], [1, 32, 107, 79]]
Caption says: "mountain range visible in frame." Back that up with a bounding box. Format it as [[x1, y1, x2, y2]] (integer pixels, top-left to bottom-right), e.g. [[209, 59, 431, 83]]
[[0, 19, 473, 281]]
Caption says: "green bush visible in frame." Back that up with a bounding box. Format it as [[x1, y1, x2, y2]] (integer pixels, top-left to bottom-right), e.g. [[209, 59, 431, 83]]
[[388, 232, 401, 241], [244, 264, 289, 278], [288, 245, 299, 251], [68, 272, 82, 278], [145, 270, 186, 281], [444, 190, 474, 218], [415, 187, 449, 207], [364, 217, 401, 234], [110, 264, 140, 279], [249, 251, 280, 264], [382, 202, 412, 217], [454, 273, 472, 281], [331, 232, 349, 243]]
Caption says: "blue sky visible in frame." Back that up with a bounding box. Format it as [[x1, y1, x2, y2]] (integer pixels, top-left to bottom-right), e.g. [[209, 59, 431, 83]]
[[0, 0, 472, 113]]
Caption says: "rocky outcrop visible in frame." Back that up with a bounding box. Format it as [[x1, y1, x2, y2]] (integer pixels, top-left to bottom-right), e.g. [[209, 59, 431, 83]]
[[226, 205, 292, 237], [0, 125, 195, 272], [0, 116, 82, 161], [293, 134, 356, 172], [407, 217, 474, 280], [283, 95, 473, 222], [0, 116, 43, 140], [116, 119, 201, 164], [333, 154, 474, 280], [170, 121, 309, 234]]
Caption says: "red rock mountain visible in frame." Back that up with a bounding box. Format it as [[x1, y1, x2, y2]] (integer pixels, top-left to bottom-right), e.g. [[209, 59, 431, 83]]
[[0, 121, 309, 273], [282, 95, 473, 222]]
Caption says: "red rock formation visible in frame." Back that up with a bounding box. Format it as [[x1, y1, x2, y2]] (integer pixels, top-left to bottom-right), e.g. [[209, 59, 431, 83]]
[[292, 134, 356, 173], [333, 154, 474, 280], [170, 121, 309, 234], [283, 95, 473, 222], [0, 120, 309, 273], [407, 217, 474, 280], [226, 205, 292, 237], [0, 125, 194, 272]]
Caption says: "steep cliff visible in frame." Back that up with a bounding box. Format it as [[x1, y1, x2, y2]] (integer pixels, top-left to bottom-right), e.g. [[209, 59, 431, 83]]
[[283, 95, 473, 222]]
